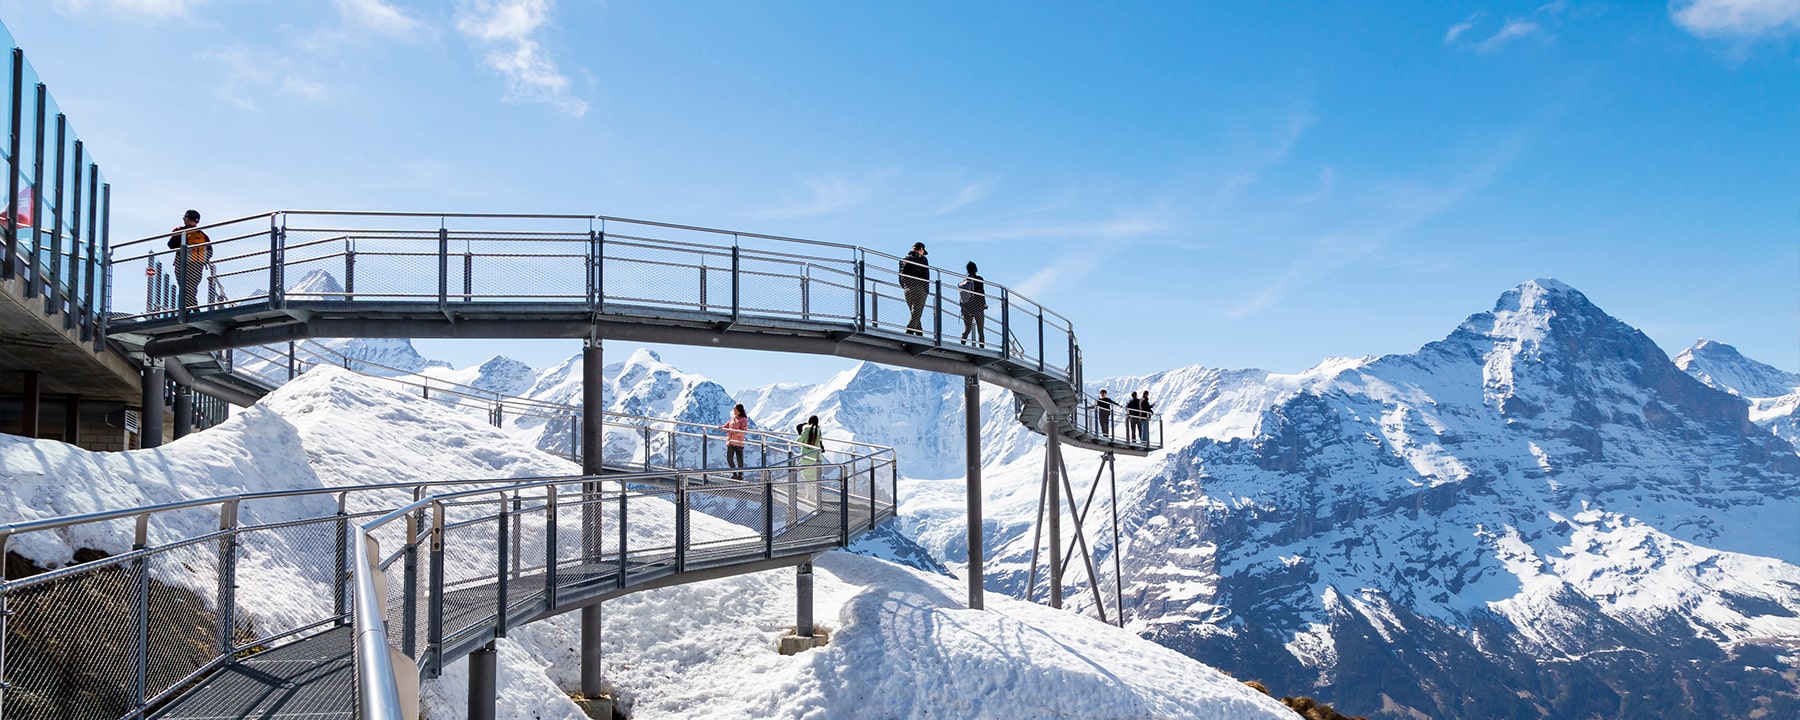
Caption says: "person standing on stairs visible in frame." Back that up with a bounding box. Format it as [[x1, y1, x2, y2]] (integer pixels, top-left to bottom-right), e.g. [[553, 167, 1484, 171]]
[[720, 403, 750, 481]]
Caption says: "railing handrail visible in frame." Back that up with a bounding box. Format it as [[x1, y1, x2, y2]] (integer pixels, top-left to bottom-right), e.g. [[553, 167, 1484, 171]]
[[230, 337, 897, 455]]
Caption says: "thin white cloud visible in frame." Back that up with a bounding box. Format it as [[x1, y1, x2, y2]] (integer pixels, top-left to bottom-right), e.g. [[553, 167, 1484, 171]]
[[1476, 19, 1545, 51], [456, 0, 588, 117], [334, 0, 425, 40], [1213, 102, 1317, 208], [1671, 0, 1800, 38], [199, 45, 331, 110], [761, 177, 875, 219], [931, 180, 996, 215], [53, 0, 203, 16], [1445, 16, 1479, 43]]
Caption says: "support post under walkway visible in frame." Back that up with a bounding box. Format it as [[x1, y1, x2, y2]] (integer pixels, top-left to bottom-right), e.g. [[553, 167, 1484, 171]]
[[140, 358, 164, 449], [173, 382, 193, 439], [579, 336, 611, 717], [964, 375, 983, 610], [468, 641, 497, 720], [20, 369, 39, 437]]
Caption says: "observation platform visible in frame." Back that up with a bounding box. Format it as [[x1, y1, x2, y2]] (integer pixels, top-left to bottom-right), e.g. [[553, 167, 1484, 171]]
[[104, 211, 1162, 455]]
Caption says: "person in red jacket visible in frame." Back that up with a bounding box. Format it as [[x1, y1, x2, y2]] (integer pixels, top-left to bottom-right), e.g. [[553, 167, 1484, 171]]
[[166, 209, 211, 311], [720, 403, 750, 480]]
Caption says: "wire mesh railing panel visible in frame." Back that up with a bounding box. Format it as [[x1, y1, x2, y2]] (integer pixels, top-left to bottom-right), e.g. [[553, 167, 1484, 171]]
[[436, 513, 502, 644], [601, 238, 716, 311], [2, 560, 144, 720], [232, 518, 343, 642], [801, 264, 858, 322], [685, 478, 768, 560], [735, 254, 806, 319], [620, 486, 678, 569], [460, 235, 587, 300], [142, 542, 226, 701]]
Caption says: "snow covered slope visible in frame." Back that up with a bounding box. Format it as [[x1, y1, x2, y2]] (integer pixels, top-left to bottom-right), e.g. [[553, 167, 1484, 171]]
[[0, 367, 1293, 720]]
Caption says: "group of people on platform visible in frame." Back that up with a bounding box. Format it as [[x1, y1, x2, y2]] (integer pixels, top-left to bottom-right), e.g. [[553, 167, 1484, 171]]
[[1093, 389, 1155, 444], [717, 404, 825, 481]]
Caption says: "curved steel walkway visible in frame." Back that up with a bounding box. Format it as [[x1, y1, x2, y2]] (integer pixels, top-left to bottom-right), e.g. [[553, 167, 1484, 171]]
[[0, 408, 897, 720], [106, 211, 1162, 455]]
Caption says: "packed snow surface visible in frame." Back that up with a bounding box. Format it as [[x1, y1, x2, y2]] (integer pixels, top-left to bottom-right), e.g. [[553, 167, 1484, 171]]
[[0, 366, 1292, 719]]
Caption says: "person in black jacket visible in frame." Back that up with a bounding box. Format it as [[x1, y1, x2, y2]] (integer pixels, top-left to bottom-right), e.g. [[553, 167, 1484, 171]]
[[900, 242, 931, 336], [1124, 392, 1141, 442], [1135, 391, 1155, 444], [1094, 389, 1118, 437], [958, 261, 987, 347]]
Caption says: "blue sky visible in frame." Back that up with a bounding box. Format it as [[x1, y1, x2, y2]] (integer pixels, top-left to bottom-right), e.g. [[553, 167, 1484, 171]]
[[3, 1, 1795, 392]]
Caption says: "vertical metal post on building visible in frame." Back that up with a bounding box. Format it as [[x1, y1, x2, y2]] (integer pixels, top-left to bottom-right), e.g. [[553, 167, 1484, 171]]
[[172, 383, 193, 439], [93, 184, 108, 350], [580, 338, 605, 707], [29, 83, 44, 303], [140, 359, 165, 449], [52, 114, 69, 326], [4, 48, 22, 281], [20, 370, 39, 438], [964, 375, 984, 610]]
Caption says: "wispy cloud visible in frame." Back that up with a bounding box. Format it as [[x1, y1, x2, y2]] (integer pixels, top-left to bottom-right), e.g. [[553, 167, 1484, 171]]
[[1213, 102, 1316, 207], [1477, 18, 1546, 51], [1445, 15, 1480, 44], [958, 209, 1166, 297], [931, 179, 997, 215], [54, 0, 203, 16], [199, 45, 330, 109], [761, 176, 876, 218], [456, 0, 588, 117], [1227, 133, 1528, 318], [1671, 0, 1800, 38], [334, 0, 426, 40]]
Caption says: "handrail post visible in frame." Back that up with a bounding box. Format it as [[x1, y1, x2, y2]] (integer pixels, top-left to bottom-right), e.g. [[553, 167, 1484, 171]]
[[215, 498, 241, 656], [675, 476, 688, 573], [269, 215, 284, 309], [587, 229, 602, 312], [437, 225, 449, 310], [133, 537, 150, 714], [426, 502, 446, 678], [839, 467, 850, 545], [1000, 288, 1011, 359], [401, 490, 421, 658], [730, 243, 741, 324], [333, 494, 350, 625], [344, 238, 356, 298], [763, 469, 775, 559], [934, 277, 944, 345], [1037, 309, 1045, 373], [462, 251, 473, 303], [617, 489, 629, 589], [544, 485, 559, 608], [854, 258, 866, 332]]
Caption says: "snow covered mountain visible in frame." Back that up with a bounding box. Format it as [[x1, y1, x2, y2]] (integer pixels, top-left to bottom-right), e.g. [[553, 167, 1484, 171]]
[[758, 279, 1800, 719], [1677, 338, 1800, 448], [0, 368, 1295, 720]]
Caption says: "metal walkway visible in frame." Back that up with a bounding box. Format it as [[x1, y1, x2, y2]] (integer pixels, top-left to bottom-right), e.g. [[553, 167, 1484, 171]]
[[103, 211, 1163, 455]]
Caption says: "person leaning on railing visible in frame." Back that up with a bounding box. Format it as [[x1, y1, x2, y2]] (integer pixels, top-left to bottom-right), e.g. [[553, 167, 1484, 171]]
[[167, 209, 211, 311]]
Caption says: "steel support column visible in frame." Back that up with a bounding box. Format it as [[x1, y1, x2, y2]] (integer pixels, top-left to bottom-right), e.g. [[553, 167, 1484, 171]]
[[797, 561, 815, 636], [172, 383, 193, 439], [1046, 419, 1064, 609], [580, 337, 605, 705], [62, 395, 80, 445], [964, 375, 984, 610], [140, 359, 165, 449], [20, 370, 39, 437], [468, 641, 497, 720]]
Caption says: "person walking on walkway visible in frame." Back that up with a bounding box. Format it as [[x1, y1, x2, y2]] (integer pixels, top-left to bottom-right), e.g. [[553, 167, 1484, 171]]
[[1095, 389, 1118, 437], [797, 415, 825, 482], [958, 261, 987, 347], [720, 403, 750, 480], [900, 242, 931, 336], [1124, 392, 1142, 442], [167, 209, 211, 311]]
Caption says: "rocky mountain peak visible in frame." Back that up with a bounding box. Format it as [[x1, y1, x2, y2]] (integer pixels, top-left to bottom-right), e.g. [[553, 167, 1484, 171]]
[[1676, 339, 1800, 398]]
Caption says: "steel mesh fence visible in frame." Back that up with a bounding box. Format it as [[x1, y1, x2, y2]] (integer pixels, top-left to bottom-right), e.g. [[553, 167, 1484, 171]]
[[2, 558, 144, 720], [231, 518, 343, 644], [459, 234, 587, 300], [142, 541, 226, 701]]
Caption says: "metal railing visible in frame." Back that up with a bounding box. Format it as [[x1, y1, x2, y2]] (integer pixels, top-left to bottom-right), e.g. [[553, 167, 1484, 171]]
[[221, 336, 897, 469], [0, 447, 897, 719], [106, 211, 1159, 448]]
